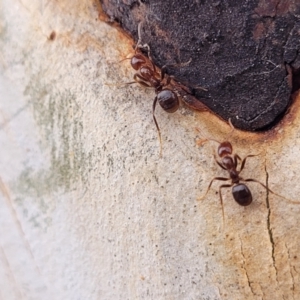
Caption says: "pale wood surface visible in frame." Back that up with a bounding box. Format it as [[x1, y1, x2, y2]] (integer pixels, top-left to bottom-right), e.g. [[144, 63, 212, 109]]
[[0, 1, 300, 299]]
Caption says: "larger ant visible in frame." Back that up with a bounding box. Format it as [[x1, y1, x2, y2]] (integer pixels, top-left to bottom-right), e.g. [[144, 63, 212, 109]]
[[198, 123, 299, 221], [125, 22, 206, 156]]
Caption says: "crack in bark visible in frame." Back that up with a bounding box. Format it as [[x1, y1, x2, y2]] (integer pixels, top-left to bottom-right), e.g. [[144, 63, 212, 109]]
[[274, 0, 281, 16], [238, 68, 289, 124], [283, 28, 294, 55], [239, 235, 255, 296], [285, 243, 296, 300], [264, 163, 279, 284], [0, 104, 29, 130], [0, 177, 42, 277], [0, 243, 24, 299], [259, 283, 266, 299]]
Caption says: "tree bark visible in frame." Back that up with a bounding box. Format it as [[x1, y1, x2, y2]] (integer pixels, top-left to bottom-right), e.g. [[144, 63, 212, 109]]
[[0, 1, 300, 299]]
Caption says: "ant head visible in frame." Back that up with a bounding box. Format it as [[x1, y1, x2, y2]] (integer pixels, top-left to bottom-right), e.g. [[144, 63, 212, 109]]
[[131, 53, 147, 70], [218, 141, 233, 157]]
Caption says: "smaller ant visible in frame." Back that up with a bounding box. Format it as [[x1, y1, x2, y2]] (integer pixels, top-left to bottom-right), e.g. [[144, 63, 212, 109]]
[[198, 121, 298, 221], [125, 22, 205, 156], [48, 31, 56, 41]]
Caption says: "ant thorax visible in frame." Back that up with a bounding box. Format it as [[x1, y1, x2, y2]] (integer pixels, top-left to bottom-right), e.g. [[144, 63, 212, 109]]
[[221, 156, 235, 170]]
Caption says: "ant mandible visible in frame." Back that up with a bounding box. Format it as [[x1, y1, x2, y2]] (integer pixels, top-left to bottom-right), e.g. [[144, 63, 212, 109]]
[[126, 22, 196, 156], [198, 121, 298, 221]]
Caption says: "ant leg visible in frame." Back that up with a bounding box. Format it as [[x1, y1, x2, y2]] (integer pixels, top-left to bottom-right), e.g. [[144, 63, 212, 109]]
[[152, 96, 162, 157], [161, 65, 168, 82], [132, 74, 152, 87], [243, 178, 300, 205], [233, 154, 242, 169], [219, 184, 233, 225], [160, 66, 175, 85], [163, 59, 192, 69], [235, 154, 242, 160], [214, 155, 227, 171], [198, 177, 230, 201], [105, 81, 141, 88], [239, 154, 259, 172], [107, 74, 152, 89], [106, 74, 152, 88], [160, 59, 193, 81]]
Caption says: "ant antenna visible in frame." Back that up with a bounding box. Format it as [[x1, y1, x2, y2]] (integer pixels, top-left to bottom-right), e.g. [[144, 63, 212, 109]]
[[135, 22, 152, 60], [195, 119, 235, 147], [194, 86, 208, 92], [242, 179, 300, 205], [163, 58, 193, 69], [119, 56, 132, 63], [224, 118, 235, 140], [135, 21, 143, 50], [195, 127, 221, 146]]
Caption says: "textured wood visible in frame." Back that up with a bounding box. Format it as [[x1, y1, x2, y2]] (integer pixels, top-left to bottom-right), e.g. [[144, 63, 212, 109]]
[[0, 0, 300, 299]]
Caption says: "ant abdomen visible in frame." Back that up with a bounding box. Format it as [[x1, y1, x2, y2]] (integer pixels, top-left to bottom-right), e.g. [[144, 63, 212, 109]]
[[232, 184, 252, 206], [157, 89, 179, 113]]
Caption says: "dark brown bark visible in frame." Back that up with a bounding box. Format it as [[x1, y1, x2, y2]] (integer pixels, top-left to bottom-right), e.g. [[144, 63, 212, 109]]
[[100, 0, 300, 131]]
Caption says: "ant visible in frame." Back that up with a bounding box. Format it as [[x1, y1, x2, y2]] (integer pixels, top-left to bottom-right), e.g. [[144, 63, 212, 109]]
[[48, 31, 56, 41], [198, 121, 299, 221], [125, 22, 206, 156]]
